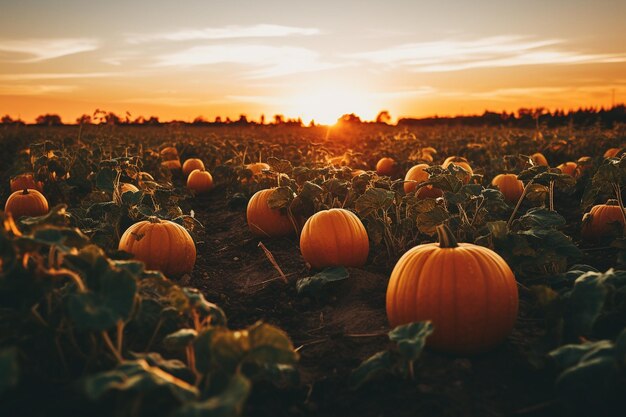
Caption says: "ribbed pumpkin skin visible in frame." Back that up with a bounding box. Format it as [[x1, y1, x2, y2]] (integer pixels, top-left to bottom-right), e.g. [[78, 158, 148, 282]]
[[10, 174, 43, 193], [581, 202, 625, 241], [4, 189, 49, 218], [492, 174, 524, 204], [182, 159, 205, 177], [187, 169, 214, 194], [604, 148, 623, 158], [557, 162, 578, 177], [376, 158, 396, 176], [404, 164, 443, 198], [386, 232, 518, 354], [118, 219, 196, 278], [300, 208, 369, 269], [531, 153, 549, 166], [247, 189, 294, 237]]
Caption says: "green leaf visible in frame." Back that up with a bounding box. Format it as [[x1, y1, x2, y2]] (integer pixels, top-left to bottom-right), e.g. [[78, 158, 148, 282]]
[[172, 373, 250, 417], [349, 351, 394, 390], [247, 322, 299, 366], [567, 271, 610, 337], [0, 348, 19, 394], [296, 267, 349, 298], [417, 205, 449, 235], [164, 329, 199, 351], [267, 186, 294, 210], [517, 207, 566, 229], [388, 321, 434, 362], [267, 157, 293, 175], [299, 181, 324, 201], [96, 167, 117, 192], [182, 288, 227, 326], [355, 188, 395, 217], [194, 328, 249, 374]]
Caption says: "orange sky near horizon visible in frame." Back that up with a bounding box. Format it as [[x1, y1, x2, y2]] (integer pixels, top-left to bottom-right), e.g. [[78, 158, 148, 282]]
[[1, 0, 625, 124]]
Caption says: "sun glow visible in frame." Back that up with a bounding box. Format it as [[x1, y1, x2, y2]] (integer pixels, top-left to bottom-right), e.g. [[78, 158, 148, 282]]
[[288, 84, 382, 125]]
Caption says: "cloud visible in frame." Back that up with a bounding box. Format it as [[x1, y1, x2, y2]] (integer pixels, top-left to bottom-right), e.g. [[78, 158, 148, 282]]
[[0, 84, 77, 95], [154, 44, 337, 78], [127, 24, 320, 44], [348, 36, 626, 72], [0, 38, 99, 62], [0, 72, 118, 81]]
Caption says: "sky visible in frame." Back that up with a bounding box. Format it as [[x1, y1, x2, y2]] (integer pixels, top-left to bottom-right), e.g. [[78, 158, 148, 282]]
[[0, 0, 625, 124]]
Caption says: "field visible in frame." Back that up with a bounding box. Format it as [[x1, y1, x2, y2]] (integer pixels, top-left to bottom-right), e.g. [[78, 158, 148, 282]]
[[1, 123, 625, 417]]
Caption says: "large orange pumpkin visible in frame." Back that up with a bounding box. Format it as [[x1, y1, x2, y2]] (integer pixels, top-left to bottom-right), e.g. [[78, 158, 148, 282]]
[[531, 153, 549, 166], [4, 189, 49, 219], [604, 148, 623, 159], [376, 157, 396, 176], [442, 157, 473, 183], [187, 169, 214, 194], [118, 217, 196, 278], [556, 162, 578, 177], [246, 189, 294, 237], [581, 199, 626, 241], [386, 224, 519, 354], [182, 158, 205, 177], [300, 208, 369, 269], [10, 173, 43, 193], [491, 174, 524, 204], [404, 164, 443, 199]]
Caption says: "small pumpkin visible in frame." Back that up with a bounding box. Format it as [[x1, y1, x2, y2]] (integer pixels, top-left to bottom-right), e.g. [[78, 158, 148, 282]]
[[491, 174, 524, 204], [404, 164, 443, 199], [118, 217, 196, 278], [386, 224, 518, 354], [376, 157, 396, 176], [160, 146, 179, 160], [10, 173, 43, 193], [604, 148, 623, 159], [182, 158, 205, 177], [246, 162, 271, 176], [556, 162, 578, 177], [161, 159, 182, 171], [187, 169, 214, 194], [442, 156, 473, 183], [300, 208, 369, 269], [531, 152, 549, 166], [4, 189, 49, 219], [581, 199, 626, 241], [247, 189, 294, 237]]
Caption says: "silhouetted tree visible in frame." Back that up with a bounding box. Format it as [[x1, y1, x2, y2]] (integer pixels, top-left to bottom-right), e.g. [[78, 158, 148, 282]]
[[144, 116, 160, 125], [273, 114, 284, 124], [375, 110, 392, 124], [337, 113, 362, 125], [76, 114, 92, 125], [1, 115, 24, 125], [35, 114, 63, 126]]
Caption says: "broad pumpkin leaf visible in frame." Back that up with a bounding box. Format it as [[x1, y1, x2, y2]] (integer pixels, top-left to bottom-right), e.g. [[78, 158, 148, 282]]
[[164, 329, 199, 351], [388, 321, 434, 362], [194, 328, 249, 374], [246, 322, 299, 365], [296, 267, 349, 298], [182, 288, 227, 326], [267, 187, 294, 210], [172, 373, 250, 417], [355, 188, 395, 217], [349, 351, 394, 390], [516, 207, 566, 229], [517, 165, 549, 181], [131, 352, 195, 384], [95, 167, 117, 192], [267, 157, 293, 175], [417, 206, 449, 235]]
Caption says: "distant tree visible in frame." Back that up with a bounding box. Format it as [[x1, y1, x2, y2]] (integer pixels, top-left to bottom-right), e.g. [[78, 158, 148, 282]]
[[133, 116, 145, 125], [76, 114, 92, 125], [260, 114, 265, 125], [193, 116, 207, 124], [273, 114, 284, 124], [35, 114, 63, 126], [215, 116, 222, 124], [235, 114, 249, 125], [337, 113, 362, 125], [104, 112, 121, 125], [144, 116, 160, 125], [375, 110, 392, 124]]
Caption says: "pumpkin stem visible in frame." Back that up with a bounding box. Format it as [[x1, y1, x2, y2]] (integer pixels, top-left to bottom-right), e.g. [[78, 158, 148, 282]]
[[606, 199, 620, 206], [147, 216, 161, 224], [22, 188, 29, 195], [436, 224, 459, 248]]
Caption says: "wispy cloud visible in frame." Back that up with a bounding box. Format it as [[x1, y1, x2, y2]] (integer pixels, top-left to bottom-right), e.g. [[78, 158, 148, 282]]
[[0, 84, 77, 95], [0, 38, 99, 62], [127, 24, 320, 44], [154, 44, 337, 78], [348, 36, 626, 72], [0, 72, 118, 81]]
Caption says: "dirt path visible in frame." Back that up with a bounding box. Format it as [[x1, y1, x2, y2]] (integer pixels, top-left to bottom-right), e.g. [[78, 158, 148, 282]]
[[187, 187, 557, 417]]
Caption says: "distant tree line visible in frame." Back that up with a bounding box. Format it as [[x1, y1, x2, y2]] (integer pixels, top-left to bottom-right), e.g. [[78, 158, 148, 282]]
[[2, 105, 625, 128]]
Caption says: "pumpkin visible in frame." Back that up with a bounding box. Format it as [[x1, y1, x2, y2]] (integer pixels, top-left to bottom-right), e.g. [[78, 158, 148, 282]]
[[118, 217, 196, 278], [187, 169, 214, 194], [531, 153, 549, 166], [376, 157, 396, 176], [246, 162, 271, 176], [556, 162, 578, 177], [119, 183, 139, 195], [10, 173, 43, 193], [442, 156, 473, 183], [604, 148, 623, 159], [161, 159, 182, 171], [160, 146, 179, 160], [4, 189, 49, 219], [491, 174, 524, 204], [182, 158, 205, 177], [386, 224, 518, 354], [246, 189, 294, 237], [300, 208, 369, 269], [581, 199, 626, 241], [404, 164, 443, 199]]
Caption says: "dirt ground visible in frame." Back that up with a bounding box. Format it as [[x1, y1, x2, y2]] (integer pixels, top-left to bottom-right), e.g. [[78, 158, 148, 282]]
[[187, 186, 559, 417]]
